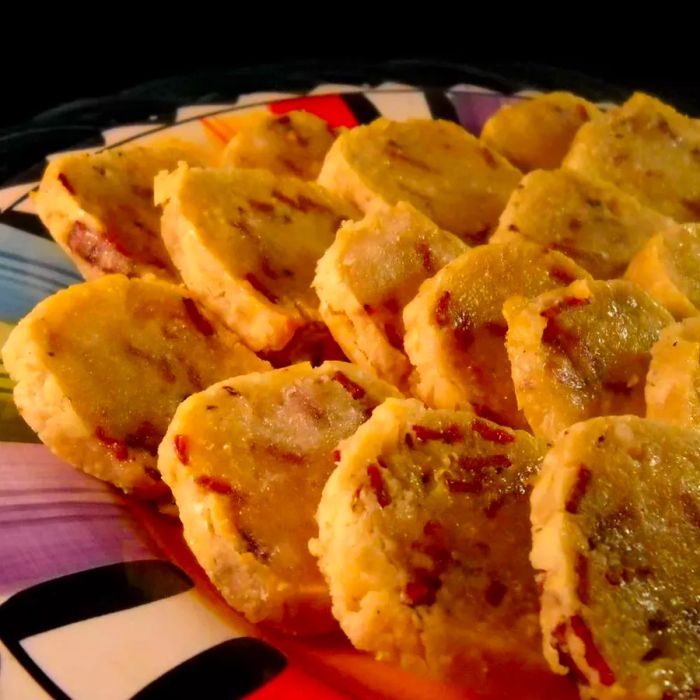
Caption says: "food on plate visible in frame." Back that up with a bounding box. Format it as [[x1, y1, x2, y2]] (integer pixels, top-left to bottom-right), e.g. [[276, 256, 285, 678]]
[[312, 397, 546, 680], [403, 241, 590, 428], [625, 222, 700, 319], [531, 415, 700, 700], [646, 317, 700, 428], [481, 91, 600, 172], [155, 163, 356, 352], [158, 361, 400, 633], [491, 169, 672, 279], [313, 201, 468, 389], [318, 117, 522, 245], [564, 92, 700, 222], [33, 141, 208, 281], [504, 279, 673, 441], [221, 110, 337, 180], [1, 274, 267, 499]]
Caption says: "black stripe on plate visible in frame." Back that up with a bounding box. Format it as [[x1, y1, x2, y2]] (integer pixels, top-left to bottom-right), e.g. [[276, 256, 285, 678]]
[[0, 249, 80, 280], [342, 92, 381, 124], [132, 638, 287, 700], [0, 210, 50, 239], [424, 89, 460, 123], [0, 260, 75, 290], [0, 561, 192, 700]]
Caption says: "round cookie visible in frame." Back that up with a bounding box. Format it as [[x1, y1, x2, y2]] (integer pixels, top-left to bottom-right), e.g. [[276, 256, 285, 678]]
[[1, 274, 267, 499], [481, 91, 600, 172], [403, 241, 590, 428], [312, 397, 546, 681], [492, 168, 672, 279], [625, 223, 700, 319], [221, 110, 337, 180], [158, 361, 400, 633], [531, 415, 700, 700], [34, 140, 208, 281], [317, 117, 522, 245], [504, 279, 673, 441], [313, 201, 468, 389], [646, 317, 700, 428], [155, 163, 356, 352]]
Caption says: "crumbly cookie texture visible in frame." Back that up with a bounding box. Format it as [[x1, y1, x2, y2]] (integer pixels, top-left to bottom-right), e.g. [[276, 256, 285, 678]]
[[34, 140, 208, 281], [492, 168, 673, 279], [313, 201, 468, 389], [646, 317, 700, 428], [403, 241, 590, 428], [625, 222, 700, 319], [504, 278, 673, 441], [531, 415, 700, 700], [1, 274, 266, 499], [312, 397, 546, 682], [158, 361, 400, 633], [318, 117, 522, 245], [155, 163, 356, 352], [564, 92, 700, 222], [481, 91, 600, 172], [221, 110, 337, 180]]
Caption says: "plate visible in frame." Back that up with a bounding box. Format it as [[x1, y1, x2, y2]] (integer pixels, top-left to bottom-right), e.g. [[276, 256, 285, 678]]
[[0, 82, 586, 700]]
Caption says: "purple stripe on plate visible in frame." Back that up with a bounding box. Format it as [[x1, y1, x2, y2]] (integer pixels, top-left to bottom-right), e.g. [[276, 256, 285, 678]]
[[451, 92, 521, 135], [0, 444, 160, 596]]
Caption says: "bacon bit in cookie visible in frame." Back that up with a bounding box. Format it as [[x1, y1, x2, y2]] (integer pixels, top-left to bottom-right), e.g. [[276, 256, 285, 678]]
[[603, 380, 633, 395], [195, 474, 234, 495], [459, 453, 512, 471], [221, 385, 240, 397], [641, 648, 663, 663], [484, 495, 506, 518], [383, 297, 400, 314], [682, 198, 700, 218], [367, 464, 391, 507], [384, 321, 404, 351], [484, 578, 507, 606], [423, 520, 443, 538], [249, 199, 275, 213], [480, 146, 498, 168], [552, 623, 589, 685], [435, 291, 451, 327], [413, 423, 463, 444], [333, 449, 341, 463], [174, 435, 189, 465], [576, 103, 591, 121], [95, 426, 128, 461], [453, 313, 474, 350], [549, 266, 577, 285], [416, 242, 434, 273], [245, 273, 279, 303], [541, 296, 591, 321], [508, 224, 520, 232], [125, 421, 162, 457], [58, 172, 76, 194], [472, 419, 515, 445], [681, 493, 700, 529], [145, 467, 162, 481], [404, 568, 441, 606], [405, 432, 415, 449], [182, 298, 215, 336], [240, 529, 268, 560], [647, 615, 669, 632], [566, 466, 592, 514], [570, 615, 615, 686], [332, 370, 366, 400], [576, 553, 589, 605], [260, 257, 279, 280]]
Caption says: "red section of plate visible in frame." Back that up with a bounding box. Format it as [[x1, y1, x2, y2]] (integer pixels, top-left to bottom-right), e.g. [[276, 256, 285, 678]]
[[269, 95, 359, 128]]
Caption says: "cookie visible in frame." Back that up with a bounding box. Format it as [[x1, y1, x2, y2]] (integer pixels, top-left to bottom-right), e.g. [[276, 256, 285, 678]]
[[158, 361, 400, 633], [1, 274, 267, 499], [492, 169, 672, 279], [531, 415, 700, 700], [313, 201, 468, 388], [155, 163, 356, 352], [403, 241, 590, 428], [481, 91, 600, 172], [646, 318, 700, 428], [34, 140, 208, 281], [318, 117, 522, 245], [625, 223, 700, 319], [564, 92, 700, 222], [504, 279, 673, 441], [312, 397, 546, 681], [221, 110, 337, 180]]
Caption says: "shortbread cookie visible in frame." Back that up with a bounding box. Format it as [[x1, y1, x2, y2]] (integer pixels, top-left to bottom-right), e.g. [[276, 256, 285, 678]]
[[312, 397, 546, 681], [492, 169, 672, 279], [158, 361, 400, 633], [318, 118, 522, 245], [403, 242, 590, 428], [531, 415, 700, 700], [504, 279, 673, 441], [314, 201, 468, 388], [1, 274, 267, 499]]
